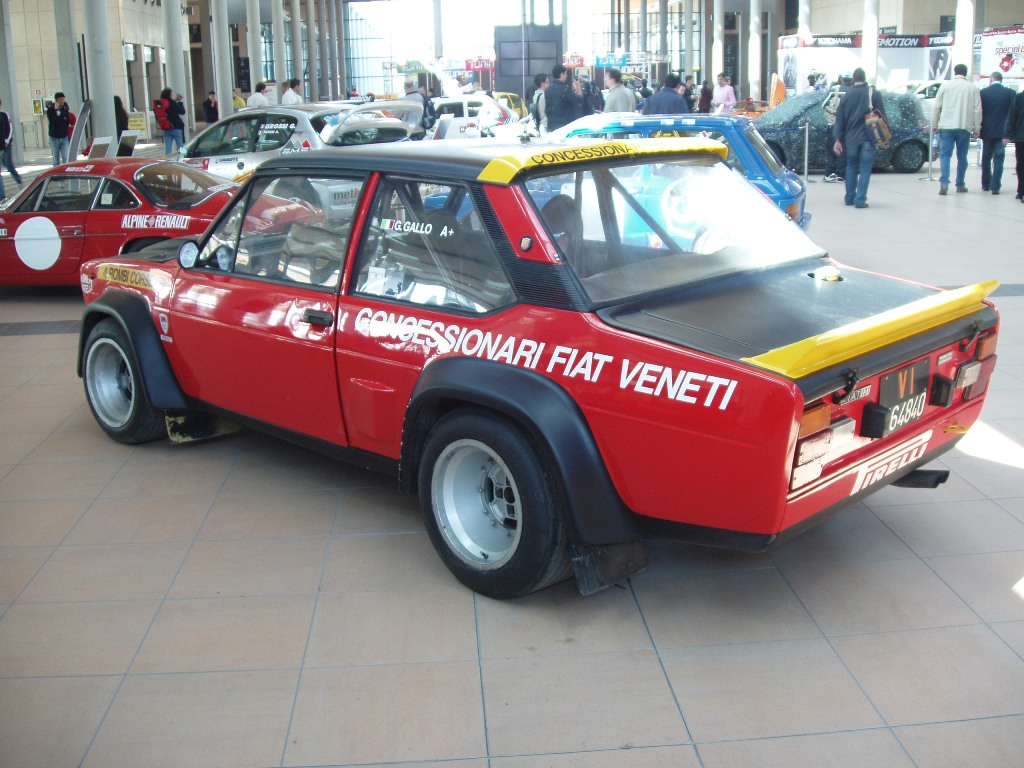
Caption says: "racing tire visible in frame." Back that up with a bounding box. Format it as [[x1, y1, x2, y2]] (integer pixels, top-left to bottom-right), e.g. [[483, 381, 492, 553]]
[[891, 141, 926, 173], [419, 409, 571, 599], [766, 141, 786, 167], [83, 319, 167, 444], [123, 237, 167, 254]]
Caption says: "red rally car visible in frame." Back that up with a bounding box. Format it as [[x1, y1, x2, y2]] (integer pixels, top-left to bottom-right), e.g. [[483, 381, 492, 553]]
[[76, 139, 999, 598], [1, 159, 236, 286]]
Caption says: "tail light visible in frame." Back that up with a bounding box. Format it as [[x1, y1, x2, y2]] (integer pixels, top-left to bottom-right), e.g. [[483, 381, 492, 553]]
[[792, 403, 857, 489]]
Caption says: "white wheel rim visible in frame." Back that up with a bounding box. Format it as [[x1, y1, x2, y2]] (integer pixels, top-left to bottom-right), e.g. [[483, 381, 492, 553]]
[[432, 438, 522, 569]]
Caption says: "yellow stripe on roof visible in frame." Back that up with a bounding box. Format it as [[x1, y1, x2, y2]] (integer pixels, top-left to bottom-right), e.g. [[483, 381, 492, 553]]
[[742, 280, 999, 379], [477, 138, 729, 184]]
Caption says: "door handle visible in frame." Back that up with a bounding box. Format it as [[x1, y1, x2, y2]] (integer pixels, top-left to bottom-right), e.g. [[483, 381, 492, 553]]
[[303, 308, 333, 326]]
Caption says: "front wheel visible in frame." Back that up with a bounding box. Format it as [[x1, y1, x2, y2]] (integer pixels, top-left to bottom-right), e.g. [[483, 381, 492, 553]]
[[419, 409, 570, 598], [83, 319, 167, 444]]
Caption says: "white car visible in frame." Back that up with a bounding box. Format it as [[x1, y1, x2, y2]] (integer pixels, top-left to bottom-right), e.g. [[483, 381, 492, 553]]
[[429, 94, 521, 140], [900, 80, 944, 123], [178, 101, 422, 181]]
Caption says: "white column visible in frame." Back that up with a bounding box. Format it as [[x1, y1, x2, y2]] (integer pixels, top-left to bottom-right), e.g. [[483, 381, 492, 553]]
[[306, 0, 319, 100], [953, 0, 975, 73], [163, 0, 187, 96], [713, 0, 724, 78], [748, 0, 761, 101], [335, 0, 346, 96], [326, 0, 338, 99], [82, 0, 115, 138], [272, 1, 286, 86], [291, 0, 303, 82], [683, 0, 692, 76], [317, 0, 330, 100], [246, 0, 263, 95], [211, 0, 234, 123], [862, 0, 879, 83], [798, 0, 811, 44]]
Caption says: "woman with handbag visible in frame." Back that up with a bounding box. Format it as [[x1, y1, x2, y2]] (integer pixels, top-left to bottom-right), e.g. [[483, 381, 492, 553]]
[[832, 68, 887, 209]]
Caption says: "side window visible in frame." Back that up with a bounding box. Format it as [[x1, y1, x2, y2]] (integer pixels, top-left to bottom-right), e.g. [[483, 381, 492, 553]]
[[192, 116, 260, 156], [93, 179, 140, 210], [702, 131, 745, 172], [36, 177, 101, 212], [352, 178, 513, 312], [254, 116, 298, 152], [198, 175, 363, 290], [13, 184, 44, 213]]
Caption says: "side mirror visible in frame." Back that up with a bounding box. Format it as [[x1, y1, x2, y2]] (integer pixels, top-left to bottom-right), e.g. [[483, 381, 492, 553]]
[[178, 241, 199, 268]]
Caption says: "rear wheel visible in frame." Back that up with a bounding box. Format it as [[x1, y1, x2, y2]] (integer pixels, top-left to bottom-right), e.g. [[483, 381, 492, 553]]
[[891, 141, 926, 173], [83, 319, 167, 444], [419, 409, 571, 598]]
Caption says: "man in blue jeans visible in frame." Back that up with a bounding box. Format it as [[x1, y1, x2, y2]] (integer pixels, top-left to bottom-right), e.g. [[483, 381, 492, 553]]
[[832, 68, 884, 209], [932, 63, 981, 195], [45, 92, 72, 166]]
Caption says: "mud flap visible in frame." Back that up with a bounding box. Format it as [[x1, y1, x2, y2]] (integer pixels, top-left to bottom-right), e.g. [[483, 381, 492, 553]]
[[570, 540, 648, 595], [166, 412, 241, 444]]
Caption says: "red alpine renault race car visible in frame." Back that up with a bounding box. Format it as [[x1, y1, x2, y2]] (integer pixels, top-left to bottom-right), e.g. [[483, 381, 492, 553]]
[[76, 139, 999, 598], [0, 159, 236, 286]]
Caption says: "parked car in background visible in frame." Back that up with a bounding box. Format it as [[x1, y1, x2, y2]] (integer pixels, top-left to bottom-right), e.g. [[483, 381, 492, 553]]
[[77, 138, 997, 599], [430, 94, 518, 139], [1, 159, 236, 286], [756, 90, 932, 173], [549, 112, 811, 229], [493, 91, 529, 118], [899, 79, 944, 122], [178, 101, 421, 181]]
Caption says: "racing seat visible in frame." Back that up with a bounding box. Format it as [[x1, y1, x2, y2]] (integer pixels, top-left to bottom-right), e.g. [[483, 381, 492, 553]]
[[279, 222, 344, 287], [540, 194, 583, 270]]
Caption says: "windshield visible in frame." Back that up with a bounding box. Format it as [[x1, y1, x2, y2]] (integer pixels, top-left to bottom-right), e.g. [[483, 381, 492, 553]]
[[525, 156, 824, 304], [134, 162, 237, 207]]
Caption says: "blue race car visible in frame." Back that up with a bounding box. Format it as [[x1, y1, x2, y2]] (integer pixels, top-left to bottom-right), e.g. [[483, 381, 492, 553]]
[[548, 112, 811, 230]]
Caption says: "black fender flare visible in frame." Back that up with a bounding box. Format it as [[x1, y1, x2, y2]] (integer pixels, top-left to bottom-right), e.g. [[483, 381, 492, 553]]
[[401, 357, 639, 547], [78, 290, 188, 411]]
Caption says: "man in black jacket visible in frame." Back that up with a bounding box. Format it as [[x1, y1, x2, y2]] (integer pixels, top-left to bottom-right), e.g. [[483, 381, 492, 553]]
[[45, 92, 72, 166], [545, 64, 583, 131], [1006, 88, 1024, 202], [642, 74, 690, 115], [979, 72, 1015, 193], [832, 68, 885, 209]]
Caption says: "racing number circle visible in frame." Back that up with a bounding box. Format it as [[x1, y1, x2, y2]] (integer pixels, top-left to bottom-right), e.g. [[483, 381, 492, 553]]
[[15, 217, 62, 271]]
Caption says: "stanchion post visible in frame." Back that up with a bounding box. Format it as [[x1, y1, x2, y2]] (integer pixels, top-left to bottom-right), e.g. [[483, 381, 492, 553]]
[[921, 123, 934, 181], [803, 122, 810, 181]]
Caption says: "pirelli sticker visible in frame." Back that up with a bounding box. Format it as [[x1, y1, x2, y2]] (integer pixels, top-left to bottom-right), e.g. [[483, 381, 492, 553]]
[[98, 264, 155, 289], [477, 138, 728, 184]]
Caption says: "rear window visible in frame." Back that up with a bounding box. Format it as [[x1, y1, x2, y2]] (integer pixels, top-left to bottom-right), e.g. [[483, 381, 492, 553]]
[[134, 163, 238, 207]]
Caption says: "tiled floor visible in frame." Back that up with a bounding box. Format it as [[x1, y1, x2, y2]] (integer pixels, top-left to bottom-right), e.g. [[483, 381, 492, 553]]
[[2, 163, 1024, 768]]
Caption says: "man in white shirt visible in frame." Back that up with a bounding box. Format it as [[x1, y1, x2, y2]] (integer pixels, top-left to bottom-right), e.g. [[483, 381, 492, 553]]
[[711, 72, 736, 114], [246, 82, 270, 108], [603, 69, 636, 113], [933, 63, 981, 194], [281, 79, 304, 105]]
